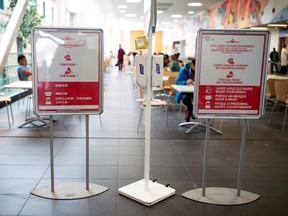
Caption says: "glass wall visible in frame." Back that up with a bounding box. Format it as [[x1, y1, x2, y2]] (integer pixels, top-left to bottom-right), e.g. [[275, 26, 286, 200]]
[[0, 53, 32, 97]]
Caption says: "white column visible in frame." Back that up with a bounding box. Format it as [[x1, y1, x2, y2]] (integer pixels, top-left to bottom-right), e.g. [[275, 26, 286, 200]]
[[0, 0, 29, 74]]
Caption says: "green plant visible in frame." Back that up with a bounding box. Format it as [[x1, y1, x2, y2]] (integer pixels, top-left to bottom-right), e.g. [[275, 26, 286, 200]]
[[0, 0, 42, 53]]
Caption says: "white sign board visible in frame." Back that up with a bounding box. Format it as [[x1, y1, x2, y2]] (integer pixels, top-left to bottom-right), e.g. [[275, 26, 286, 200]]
[[194, 29, 270, 119], [32, 27, 103, 115]]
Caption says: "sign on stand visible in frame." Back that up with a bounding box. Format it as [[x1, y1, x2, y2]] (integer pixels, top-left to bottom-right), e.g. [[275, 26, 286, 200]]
[[30, 27, 107, 200], [32, 27, 103, 115], [194, 29, 270, 119], [183, 29, 270, 205]]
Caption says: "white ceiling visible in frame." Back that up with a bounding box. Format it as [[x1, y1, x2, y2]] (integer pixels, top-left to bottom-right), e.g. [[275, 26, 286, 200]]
[[91, 0, 223, 30], [67, 0, 287, 30], [110, 0, 222, 23]]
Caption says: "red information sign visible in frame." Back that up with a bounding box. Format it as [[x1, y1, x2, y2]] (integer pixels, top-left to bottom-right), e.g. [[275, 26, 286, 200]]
[[194, 29, 270, 119], [32, 27, 103, 115]]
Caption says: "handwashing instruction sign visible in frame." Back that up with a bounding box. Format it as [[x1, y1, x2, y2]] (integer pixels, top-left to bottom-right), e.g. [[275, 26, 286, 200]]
[[194, 29, 270, 119], [32, 27, 103, 115]]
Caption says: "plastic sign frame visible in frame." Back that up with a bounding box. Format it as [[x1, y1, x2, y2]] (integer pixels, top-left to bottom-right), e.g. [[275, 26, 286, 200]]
[[193, 29, 270, 119], [32, 27, 104, 115]]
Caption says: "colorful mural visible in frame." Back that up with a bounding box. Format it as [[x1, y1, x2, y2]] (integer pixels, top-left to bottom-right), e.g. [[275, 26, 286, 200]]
[[207, 0, 239, 29], [176, 0, 288, 31], [165, 0, 288, 57], [272, 0, 288, 22]]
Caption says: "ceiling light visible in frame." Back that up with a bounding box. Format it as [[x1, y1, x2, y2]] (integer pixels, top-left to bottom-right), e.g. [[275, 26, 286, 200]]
[[188, 2, 202, 7], [171, 14, 182, 18], [119, 10, 126, 13], [162, 21, 170, 25], [118, 5, 128, 9], [188, 11, 194, 14], [173, 20, 179, 23], [157, 10, 163, 14], [250, 27, 268, 30], [126, 0, 141, 3], [267, 24, 287, 27], [125, 13, 136, 17]]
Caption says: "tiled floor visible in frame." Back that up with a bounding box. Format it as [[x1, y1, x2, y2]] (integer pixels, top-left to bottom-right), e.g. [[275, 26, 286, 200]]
[[0, 68, 288, 216]]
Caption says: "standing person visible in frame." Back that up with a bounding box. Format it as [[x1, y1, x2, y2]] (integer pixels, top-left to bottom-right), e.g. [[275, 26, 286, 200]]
[[17, 54, 32, 81], [169, 54, 181, 72], [269, 48, 278, 74], [175, 59, 196, 122], [117, 44, 125, 72], [281, 44, 288, 74]]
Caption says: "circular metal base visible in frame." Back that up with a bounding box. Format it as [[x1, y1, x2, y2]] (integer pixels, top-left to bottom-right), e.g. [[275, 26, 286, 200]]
[[31, 182, 109, 200], [182, 187, 260, 205]]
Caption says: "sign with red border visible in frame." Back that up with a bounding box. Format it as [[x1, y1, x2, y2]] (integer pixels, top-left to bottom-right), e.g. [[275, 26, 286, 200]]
[[32, 27, 103, 115], [194, 29, 270, 119]]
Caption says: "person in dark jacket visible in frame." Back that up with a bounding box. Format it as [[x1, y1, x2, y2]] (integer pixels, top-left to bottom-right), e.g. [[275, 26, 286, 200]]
[[175, 59, 195, 122], [117, 44, 125, 72], [269, 48, 278, 74]]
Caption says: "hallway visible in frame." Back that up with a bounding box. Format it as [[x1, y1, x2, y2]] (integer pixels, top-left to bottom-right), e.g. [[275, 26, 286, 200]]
[[0, 67, 288, 216]]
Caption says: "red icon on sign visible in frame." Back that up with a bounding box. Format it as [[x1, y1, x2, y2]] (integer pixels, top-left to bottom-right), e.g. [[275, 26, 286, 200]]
[[65, 68, 72, 74], [226, 71, 234, 78], [227, 58, 234, 64], [64, 55, 71, 61], [205, 87, 212, 94]]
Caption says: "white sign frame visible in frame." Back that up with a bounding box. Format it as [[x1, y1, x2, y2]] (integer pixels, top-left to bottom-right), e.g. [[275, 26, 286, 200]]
[[32, 27, 104, 115], [193, 29, 270, 119]]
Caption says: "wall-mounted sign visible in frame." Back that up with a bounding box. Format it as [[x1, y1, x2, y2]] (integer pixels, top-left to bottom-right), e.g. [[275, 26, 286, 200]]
[[194, 29, 270, 119], [32, 27, 103, 115]]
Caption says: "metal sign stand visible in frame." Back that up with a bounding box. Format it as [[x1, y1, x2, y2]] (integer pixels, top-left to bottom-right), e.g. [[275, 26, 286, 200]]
[[118, 0, 175, 206], [182, 119, 260, 205], [31, 115, 108, 200]]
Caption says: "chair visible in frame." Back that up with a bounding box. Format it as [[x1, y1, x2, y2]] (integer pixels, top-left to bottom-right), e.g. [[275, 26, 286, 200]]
[[265, 78, 281, 111], [137, 85, 168, 133], [177, 100, 187, 123], [153, 72, 178, 100], [165, 76, 183, 121], [17, 72, 32, 108], [25, 94, 33, 120], [269, 80, 288, 130], [0, 96, 14, 128]]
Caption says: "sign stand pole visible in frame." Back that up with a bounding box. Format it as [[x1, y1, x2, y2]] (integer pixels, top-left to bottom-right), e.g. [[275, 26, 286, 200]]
[[31, 114, 108, 200], [86, 115, 90, 190], [182, 118, 260, 205], [118, 27, 175, 207], [49, 115, 55, 192], [237, 119, 247, 196], [201, 119, 211, 196], [118, 0, 175, 206]]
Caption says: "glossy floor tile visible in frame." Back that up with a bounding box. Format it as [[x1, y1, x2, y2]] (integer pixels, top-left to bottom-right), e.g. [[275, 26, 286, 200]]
[[0, 68, 288, 216]]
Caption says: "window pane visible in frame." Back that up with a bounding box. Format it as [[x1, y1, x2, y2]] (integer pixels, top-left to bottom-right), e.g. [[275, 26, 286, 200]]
[[0, 0, 4, 10]]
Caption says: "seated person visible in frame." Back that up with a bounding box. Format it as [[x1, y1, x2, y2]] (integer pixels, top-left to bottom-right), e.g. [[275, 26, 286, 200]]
[[17, 54, 32, 81], [169, 54, 181, 72], [175, 59, 195, 122], [163, 54, 170, 68]]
